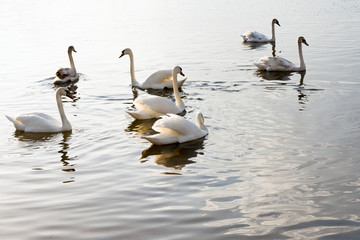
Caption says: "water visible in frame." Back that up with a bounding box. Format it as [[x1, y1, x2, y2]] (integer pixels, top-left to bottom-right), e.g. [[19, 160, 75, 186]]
[[1, 0, 360, 239]]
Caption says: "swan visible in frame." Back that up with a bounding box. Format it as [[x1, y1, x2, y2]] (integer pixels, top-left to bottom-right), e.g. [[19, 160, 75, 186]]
[[254, 36, 309, 71], [127, 66, 186, 120], [54, 46, 79, 84], [143, 112, 208, 145], [5, 87, 75, 132], [242, 19, 280, 43], [119, 48, 187, 89]]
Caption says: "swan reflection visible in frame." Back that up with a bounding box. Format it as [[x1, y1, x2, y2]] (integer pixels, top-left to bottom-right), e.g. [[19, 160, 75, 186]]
[[14, 131, 59, 142], [243, 42, 276, 56], [256, 71, 309, 111], [131, 84, 187, 100], [141, 138, 206, 171], [125, 119, 157, 137], [13, 131, 77, 183], [58, 132, 76, 174], [255, 70, 293, 81], [296, 72, 308, 111]]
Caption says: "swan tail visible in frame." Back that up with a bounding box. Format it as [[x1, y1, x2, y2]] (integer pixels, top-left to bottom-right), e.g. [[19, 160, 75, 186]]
[[5, 114, 25, 131], [126, 110, 148, 120], [254, 62, 266, 70], [178, 77, 188, 87], [5, 114, 15, 123]]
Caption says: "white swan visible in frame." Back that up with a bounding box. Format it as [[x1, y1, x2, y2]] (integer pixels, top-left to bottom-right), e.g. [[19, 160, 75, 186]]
[[143, 112, 208, 145], [119, 48, 187, 89], [254, 36, 309, 71], [5, 87, 74, 132], [54, 46, 79, 84], [242, 19, 280, 43], [127, 66, 186, 120]]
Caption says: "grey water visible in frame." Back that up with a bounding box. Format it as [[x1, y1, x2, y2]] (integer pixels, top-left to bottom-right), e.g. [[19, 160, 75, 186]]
[[1, 0, 360, 239]]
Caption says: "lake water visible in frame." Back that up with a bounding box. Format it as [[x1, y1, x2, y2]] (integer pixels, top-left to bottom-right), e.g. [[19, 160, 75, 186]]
[[1, 0, 360, 239]]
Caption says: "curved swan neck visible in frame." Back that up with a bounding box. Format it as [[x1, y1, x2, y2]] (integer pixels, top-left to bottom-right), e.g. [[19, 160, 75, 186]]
[[271, 21, 276, 42], [56, 92, 71, 131], [172, 72, 184, 110], [298, 41, 306, 71], [128, 51, 140, 87], [68, 50, 76, 71]]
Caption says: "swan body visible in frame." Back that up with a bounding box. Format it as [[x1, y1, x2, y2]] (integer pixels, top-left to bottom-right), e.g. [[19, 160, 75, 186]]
[[254, 36, 309, 71], [127, 66, 186, 120], [119, 48, 187, 89], [5, 88, 74, 132], [54, 46, 79, 84], [242, 19, 280, 43], [143, 112, 208, 145]]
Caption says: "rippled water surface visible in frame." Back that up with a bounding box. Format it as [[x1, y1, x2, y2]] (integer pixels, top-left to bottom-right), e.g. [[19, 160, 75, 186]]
[[1, 0, 360, 239]]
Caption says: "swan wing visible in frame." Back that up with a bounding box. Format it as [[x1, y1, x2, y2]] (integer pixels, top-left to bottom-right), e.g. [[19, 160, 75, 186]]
[[141, 69, 174, 89], [134, 95, 182, 114], [14, 113, 61, 132], [144, 69, 172, 83], [56, 68, 77, 79], [152, 114, 199, 136], [255, 56, 297, 71], [143, 114, 205, 145], [242, 31, 270, 42]]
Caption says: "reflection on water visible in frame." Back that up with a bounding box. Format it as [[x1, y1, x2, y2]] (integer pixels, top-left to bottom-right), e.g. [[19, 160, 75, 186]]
[[14, 131, 59, 142], [141, 138, 206, 173], [243, 42, 276, 56], [255, 71, 310, 111], [13, 131, 77, 183], [58, 132, 76, 174], [296, 72, 308, 111], [255, 70, 294, 81], [132, 86, 187, 99], [125, 119, 157, 137]]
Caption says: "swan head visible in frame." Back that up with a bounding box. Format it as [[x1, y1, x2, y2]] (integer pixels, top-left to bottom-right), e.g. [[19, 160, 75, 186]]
[[57, 87, 75, 99], [298, 36, 309, 46], [68, 46, 77, 53], [196, 112, 208, 132], [173, 66, 185, 77], [272, 19, 280, 27], [119, 48, 133, 58]]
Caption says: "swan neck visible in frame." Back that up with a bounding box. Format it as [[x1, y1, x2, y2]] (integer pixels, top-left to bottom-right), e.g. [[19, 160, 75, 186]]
[[68, 51, 76, 71], [56, 93, 71, 131], [271, 21, 276, 41], [298, 41, 306, 71], [128, 51, 139, 86], [172, 72, 184, 110]]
